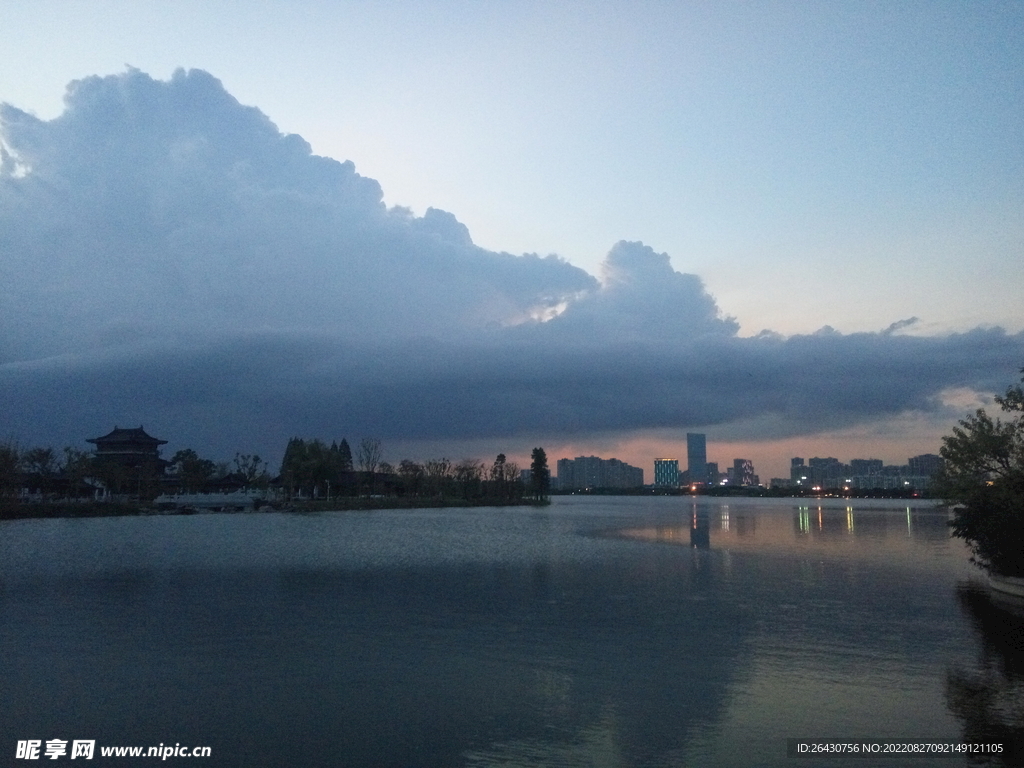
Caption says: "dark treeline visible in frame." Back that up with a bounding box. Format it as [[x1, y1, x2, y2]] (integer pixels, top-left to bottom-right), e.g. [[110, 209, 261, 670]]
[[0, 442, 270, 502], [1, 444, 98, 501], [279, 437, 533, 504], [0, 436, 549, 513]]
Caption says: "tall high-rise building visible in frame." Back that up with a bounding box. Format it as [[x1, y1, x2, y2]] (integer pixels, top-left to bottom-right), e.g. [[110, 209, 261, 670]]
[[555, 458, 574, 491], [732, 458, 755, 486], [653, 458, 679, 487], [686, 433, 707, 484], [791, 457, 807, 485]]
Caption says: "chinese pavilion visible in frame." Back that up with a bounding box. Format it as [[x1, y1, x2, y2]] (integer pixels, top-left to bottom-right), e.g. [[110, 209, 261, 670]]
[[87, 425, 169, 471]]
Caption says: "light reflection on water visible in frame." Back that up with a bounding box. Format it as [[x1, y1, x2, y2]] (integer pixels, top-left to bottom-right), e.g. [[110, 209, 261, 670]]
[[0, 496, 1011, 767]]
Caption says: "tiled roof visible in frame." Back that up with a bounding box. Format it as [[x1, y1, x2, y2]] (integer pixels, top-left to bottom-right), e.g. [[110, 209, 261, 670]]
[[87, 425, 168, 446]]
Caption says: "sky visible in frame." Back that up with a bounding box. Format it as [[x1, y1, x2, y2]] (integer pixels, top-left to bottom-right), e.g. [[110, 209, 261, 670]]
[[1, 1, 1023, 481]]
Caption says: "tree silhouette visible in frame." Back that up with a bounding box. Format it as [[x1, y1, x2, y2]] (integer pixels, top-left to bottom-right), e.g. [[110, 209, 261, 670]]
[[0, 443, 20, 499], [938, 367, 1024, 576], [530, 447, 549, 501], [338, 438, 353, 472]]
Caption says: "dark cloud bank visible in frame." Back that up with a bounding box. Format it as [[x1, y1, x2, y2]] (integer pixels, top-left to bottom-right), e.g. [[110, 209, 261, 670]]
[[2, 69, 1022, 458]]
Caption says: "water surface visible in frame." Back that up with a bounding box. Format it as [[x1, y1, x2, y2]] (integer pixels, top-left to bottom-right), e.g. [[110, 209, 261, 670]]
[[1, 496, 1017, 766]]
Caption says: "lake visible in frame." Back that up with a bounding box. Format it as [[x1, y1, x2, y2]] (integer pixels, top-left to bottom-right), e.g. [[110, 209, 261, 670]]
[[2, 496, 1021, 767]]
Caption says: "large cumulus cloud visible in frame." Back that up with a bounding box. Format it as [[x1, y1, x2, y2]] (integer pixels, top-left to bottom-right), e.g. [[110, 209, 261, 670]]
[[516, 241, 739, 343], [0, 68, 594, 361], [2, 68, 1023, 457]]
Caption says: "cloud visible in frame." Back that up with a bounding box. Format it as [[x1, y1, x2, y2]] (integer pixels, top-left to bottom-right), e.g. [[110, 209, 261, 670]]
[[3, 325, 1022, 461], [0, 68, 595, 362], [518, 241, 739, 343], [882, 317, 920, 335], [2, 68, 1023, 460]]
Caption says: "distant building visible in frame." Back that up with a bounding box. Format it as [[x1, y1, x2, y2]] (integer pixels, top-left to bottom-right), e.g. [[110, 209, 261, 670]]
[[555, 458, 574, 491], [87, 425, 168, 469], [789, 452, 940, 491], [706, 461, 720, 485], [555, 457, 577, 489], [731, 459, 756, 486], [605, 458, 643, 488], [909, 454, 942, 478], [653, 458, 679, 487], [556, 455, 644, 490], [686, 433, 707, 484], [86, 425, 169, 498], [849, 458, 884, 476], [574, 456, 605, 488]]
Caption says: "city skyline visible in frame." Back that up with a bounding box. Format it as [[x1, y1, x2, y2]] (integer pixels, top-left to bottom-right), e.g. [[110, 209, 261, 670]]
[[3, 422, 942, 492], [2, 4, 1023, 481]]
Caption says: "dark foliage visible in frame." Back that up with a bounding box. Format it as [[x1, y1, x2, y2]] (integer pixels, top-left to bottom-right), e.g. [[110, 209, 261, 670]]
[[937, 369, 1024, 576], [530, 447, 550, 501]]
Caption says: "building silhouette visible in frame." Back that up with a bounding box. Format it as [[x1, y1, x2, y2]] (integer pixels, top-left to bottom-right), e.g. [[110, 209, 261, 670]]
[[786, 453, 942, 490], [87, 425, 167, 469], [909, 454, 942, 477], [555, 456, 644, 490], [728, 458, 756, 486], [86, 425, 169, 498], [686, 433, 707, 484], [706, 461, 719, 484]]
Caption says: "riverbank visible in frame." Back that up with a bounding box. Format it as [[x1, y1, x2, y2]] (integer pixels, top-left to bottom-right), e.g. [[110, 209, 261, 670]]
[[553, 487, 937, 499], [0, 496, 548, 521]]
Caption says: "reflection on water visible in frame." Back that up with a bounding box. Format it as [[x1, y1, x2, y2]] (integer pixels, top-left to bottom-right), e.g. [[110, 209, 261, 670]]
[[946, 585, 1024, 766], [0, 497, 994, 766], [618, 500, 960, 571], [690, 510, 710, 549]]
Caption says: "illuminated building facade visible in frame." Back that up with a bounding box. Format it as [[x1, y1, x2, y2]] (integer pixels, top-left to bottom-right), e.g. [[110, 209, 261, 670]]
[[653, 458, 679, 487]]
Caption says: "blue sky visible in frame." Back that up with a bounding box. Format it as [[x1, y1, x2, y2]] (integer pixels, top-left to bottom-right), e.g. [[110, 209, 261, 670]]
[[2, 1, 1022, 479]]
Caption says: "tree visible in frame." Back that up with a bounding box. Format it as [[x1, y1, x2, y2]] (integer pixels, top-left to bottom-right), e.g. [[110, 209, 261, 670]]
[[0, 442, 20, 499], [423, 458, 452, 497], [60, 447, 94, 499], [22, 447, 57, 477], [937, 368, 1024, 577], [338, 438, 353, 472], [454, 459, 483, 499], [530, 447, 550, 501], [280, 437, 314, 498], [234, 453, 270, 489], [170, 449, 217, 494], [490, 453, 507, 482], [357, 437, 383, 495], [397, 460, 424, 496], [357, 438, 383, 475], [21, 447, 57, 495], [303, 440, 332, 497], [327, 441, 355, 497], [489, 454, 520, 501]]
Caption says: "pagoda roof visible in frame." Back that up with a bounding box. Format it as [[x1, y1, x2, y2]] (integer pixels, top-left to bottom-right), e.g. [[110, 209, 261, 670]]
[[87, 425, 168, 446]]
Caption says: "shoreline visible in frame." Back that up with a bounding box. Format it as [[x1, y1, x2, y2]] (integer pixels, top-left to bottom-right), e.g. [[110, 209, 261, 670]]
[[0, 496, 550, 521]]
